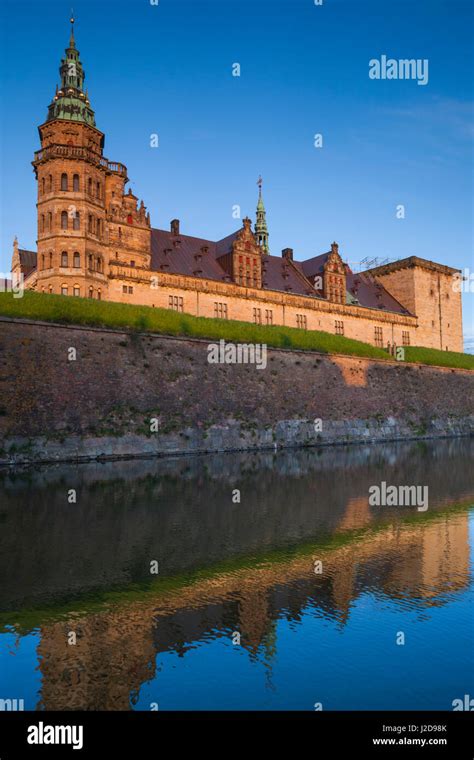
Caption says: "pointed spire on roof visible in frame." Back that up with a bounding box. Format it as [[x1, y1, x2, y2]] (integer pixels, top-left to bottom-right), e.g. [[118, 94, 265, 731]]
[[69, 10, 76, 49], [46, 14, 96, 126], [254, 175, 269, 254]]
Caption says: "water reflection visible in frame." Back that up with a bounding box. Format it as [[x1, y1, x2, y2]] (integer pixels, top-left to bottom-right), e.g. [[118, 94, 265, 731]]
[[0, 438, 472, 710]]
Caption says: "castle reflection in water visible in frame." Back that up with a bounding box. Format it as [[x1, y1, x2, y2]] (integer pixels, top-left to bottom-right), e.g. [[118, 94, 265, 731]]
[[0, 438, 472, 710]]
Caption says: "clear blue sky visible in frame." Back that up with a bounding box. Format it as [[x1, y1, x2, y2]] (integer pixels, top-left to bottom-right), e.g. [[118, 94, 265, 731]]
[[1, 0, 472, 347]]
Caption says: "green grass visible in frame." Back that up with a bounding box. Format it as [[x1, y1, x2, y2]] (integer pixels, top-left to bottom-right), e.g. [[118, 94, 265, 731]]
[[1, 291, 473, 369], [0, 291, 389, 359], [403, 345, 474, 370]]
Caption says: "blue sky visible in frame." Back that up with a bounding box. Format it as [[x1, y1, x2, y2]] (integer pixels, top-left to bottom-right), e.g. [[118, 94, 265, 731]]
[[1, 0, 472, 347]]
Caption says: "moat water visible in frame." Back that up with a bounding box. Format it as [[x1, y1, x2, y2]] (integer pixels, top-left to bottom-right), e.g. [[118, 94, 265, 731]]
[[0, 438, 473, 710]]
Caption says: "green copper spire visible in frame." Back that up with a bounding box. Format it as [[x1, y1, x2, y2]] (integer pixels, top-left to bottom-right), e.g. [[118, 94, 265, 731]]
[[255, 176, 269, 254], [46, 14, 96, 126]]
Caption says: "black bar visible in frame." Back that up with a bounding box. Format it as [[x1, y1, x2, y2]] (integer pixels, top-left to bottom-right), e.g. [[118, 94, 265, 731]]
[[0, 711, 472, 757]]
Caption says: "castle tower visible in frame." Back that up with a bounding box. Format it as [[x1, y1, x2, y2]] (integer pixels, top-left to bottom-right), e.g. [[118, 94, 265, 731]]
[[254, 176, 269, 254], [32, 16, 150, 300]]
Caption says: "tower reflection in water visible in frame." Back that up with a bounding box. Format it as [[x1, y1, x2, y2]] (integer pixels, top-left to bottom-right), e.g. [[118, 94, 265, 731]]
[[0, 438, 472, 710]]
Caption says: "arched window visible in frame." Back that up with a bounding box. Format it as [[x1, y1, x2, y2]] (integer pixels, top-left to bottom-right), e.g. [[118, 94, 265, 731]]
[[73, 285, 80, 297], [88, 254, 93, 270], [61, 251, 68, 267], [96, 218, 101, 237], [41, 254, 45, 269], [73, 252, 80, 268], [97, 257, 102, 272], [96, 182, 100, 199], [73, 174, 79, 192], [42, 177, 45, 195], [49, 252, 53, 268], [48, 212, 52, 230], [88, 215, 93, 233], [88, 178, 92, 195], [73, 212, 80, 231], [41, 214, 45, 232], [48, 175, 53, 192], [97, 289, 102, 301], [49, 285, 53, 294], [61, 211, 68, 229], [61, 173, 68, 191], [61, 284, 68, 296], [88, 286, 93, 299]]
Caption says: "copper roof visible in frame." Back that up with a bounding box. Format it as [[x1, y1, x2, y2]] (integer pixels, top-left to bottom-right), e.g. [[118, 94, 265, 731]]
[[14, 230, 413, 316], [151, 228, 233, 281], [18, 249, 37, 277]]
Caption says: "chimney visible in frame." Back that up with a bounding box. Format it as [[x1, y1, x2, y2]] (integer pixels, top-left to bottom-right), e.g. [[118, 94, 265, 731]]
[[170, 219, 180, 235], [282, 247, 293, 261]]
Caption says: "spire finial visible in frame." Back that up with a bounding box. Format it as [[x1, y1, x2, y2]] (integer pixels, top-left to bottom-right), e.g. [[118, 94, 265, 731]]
[[257, 175, 263, 197], [69, 9, 75, 48]]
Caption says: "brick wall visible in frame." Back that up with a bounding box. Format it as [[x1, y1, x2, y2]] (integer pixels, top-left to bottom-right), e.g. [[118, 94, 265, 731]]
[[0, 319, 472, 463]]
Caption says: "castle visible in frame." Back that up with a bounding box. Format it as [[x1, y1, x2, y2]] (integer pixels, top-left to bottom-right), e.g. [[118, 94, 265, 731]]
[[11, 20, 464, 353]]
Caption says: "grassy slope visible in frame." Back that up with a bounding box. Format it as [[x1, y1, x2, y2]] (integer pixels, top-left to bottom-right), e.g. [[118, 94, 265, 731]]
[[1, 291, 473, 369]]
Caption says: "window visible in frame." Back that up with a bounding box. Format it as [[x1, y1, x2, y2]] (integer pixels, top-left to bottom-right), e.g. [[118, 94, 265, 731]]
[[48, 175, 53, 192], [374, 326, 383, 347], [123, 285, 133, 294], [73, 286, 80, 297], [48, 212, 52, 230], [41, 254, 45, 269], [128, 286, 133, 294], [73, 252, 80, 268], [61, 284, 68, 296], [88, 215, 93, 233], [168, 295, 184, 312], [214, 302, 228, 319], [130, 260, 136, 267], [49, 285, 53, 294], [73, 212, 80, 231], [61, 251, 68, 267], [88, 287, 93, 299], [96, 182, 101, 199], [265, 309, 273, 325], [253, 307, 262, 324], [61, 211, 68, 230], [61, 173, 68, 191], [335, 320, 344, 335], [88, 254, 94, 270], [97, 289, 102, 301], [88, 178, 92, 195], [296, 314, 307, 330], [402, 331, 410, 346], [49, 252, 53, 268], [73, 174, 79, 192], [42, 177, 45, 195], [41, 214, 45, 233], [122, 285, 127, 294]]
